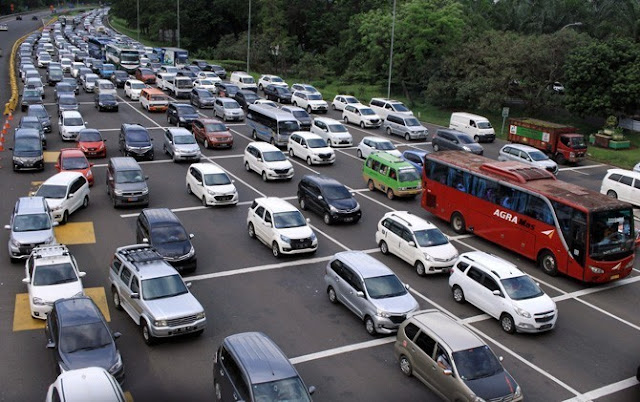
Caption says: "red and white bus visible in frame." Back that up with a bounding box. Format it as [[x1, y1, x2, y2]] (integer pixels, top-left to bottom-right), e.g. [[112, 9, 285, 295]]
[[421, 151, 636, 283]]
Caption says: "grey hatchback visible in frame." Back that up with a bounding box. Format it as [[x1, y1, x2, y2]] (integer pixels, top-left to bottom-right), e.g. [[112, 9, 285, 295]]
[[432, 128, 484, 155]]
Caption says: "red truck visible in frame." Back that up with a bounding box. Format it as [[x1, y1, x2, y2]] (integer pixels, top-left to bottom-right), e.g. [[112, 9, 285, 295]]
[[507, 118, 587, 165]]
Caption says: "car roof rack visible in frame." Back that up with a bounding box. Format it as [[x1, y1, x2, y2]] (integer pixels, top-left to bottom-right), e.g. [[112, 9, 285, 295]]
[[119, 246, 163, 267], [33, 245, 70, 259]]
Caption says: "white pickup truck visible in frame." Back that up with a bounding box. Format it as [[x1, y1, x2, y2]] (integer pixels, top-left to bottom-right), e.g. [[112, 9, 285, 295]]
[[156, 72, 176, 91], [165, 76, 193, 99]]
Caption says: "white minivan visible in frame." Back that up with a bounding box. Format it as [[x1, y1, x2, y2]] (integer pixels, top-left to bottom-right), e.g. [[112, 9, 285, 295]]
[[230, 71, 258, 91], [600, 168, 640, 207], [34, 171, 90, 224], [449, 112, 495, 143]]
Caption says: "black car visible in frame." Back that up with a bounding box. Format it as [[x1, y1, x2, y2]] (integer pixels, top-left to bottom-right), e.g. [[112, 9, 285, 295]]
[[31, 15, 37, 20], [215, 81, 239, 98], [111, 70, 129, 88], [57, 94, 79, 115], [27, 104, 52, 132], [46, 68, 64, 86], [297, 174, 361, 224], [119, 123, 154, 160], [21, 87, 42, 112], [281, 106, 312, 131], [61, 77, 80, 95], [135, 208, 197, 273], [205, 64, 227, 80], [95, 93, 119, 112], [190, 88, 215, 109], [263, 84, 292, 104], [16, 15, 22, 20], [167, 103, 199, 128], [45, 297, 124, 383], [191, 59, 209, 70], [234, 89, 260, 110], [17, 116, 46, 149]]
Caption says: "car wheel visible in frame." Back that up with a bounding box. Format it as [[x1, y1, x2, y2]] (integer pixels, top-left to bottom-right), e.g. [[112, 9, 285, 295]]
[[277, 97, 281, 103], [415, 261, 426, 276], [252, 130, 257, 140], [452, 285, 465, 303], [288, 148, 294, 157], [112, 287, 123, 310], [433, 143, 440, 152], [344, 116, 349, 124], [386, 127, 392, 136], [163, 144, 168, 154], [82, 196, 89, 209], [272, 242, 281, 258], [307, 106, 312, 113], [187, 184, 192, 194], [399, 355, 412, 376], [357, 149, 363, 159], [306, 157, 312, 166], [141, 322, 156, 345], [404, 133, 411, 141], [167, 116, 171, 124], [450, 212, 466, 234], [606, 190, 617, 199], [364, 316, 377, 336], [360, 121, 365, 129], [539, 250, 558, 276], [332, 104, 337, 111], [500, 313, 516, 334], [245, 162, 251, 172], [323, 212, 332, 225], [299, 197, 307, 210], [61, 211, 68, 225], [379, 240, 389, 255], [248, 223, 256, 238], [204, 139, 210, 149], [327, 286, 338, 304], [368, 179, 375, 191], [202, 196, 208, 207], [262, 171, 268, 182], [386, 188, 394, 200], [293, 101, 298, 107]]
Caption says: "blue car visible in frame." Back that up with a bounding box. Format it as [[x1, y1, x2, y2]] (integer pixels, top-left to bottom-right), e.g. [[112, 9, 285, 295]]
[[402, 149, 429, 172], [99, 63, 116, 79]]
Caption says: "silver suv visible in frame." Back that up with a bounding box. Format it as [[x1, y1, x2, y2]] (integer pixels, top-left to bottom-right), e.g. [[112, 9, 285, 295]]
[[5, 197, 57, 262], [324, 251, 419, 335], [163, 127, 202, 162], [394, 309, 523, 401], [498, 143, 558, 175], [108, 244, 206, 345]]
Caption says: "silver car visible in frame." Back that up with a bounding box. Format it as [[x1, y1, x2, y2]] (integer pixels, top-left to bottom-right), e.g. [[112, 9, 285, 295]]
[[109, 244, 206, 345], [498, 143, 558, 175], [163, 128, 201, 162], [324, 251, 419, 335], [5, 197, 57, 263], [214, 97, 244, 122]]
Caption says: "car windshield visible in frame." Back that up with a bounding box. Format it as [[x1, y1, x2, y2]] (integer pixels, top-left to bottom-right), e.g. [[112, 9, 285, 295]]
[[50, 70, 63, 78], [200, 80, 214, 85], [292, 111, 310, 119], [33, 262, 77, 286], [252, 377, 311, 402], [414, 228, 449, 247], [177, 80, 192, 89], [204, 173, 231, 186], [115, 71, 128, 78], [151, 95, 166, 101], [21, 121, 41, 130], [13, 213, 51, 232], [570, 136, 587, 148], [62, 156, 89, 169], [279, 120, 300, 132], [405, 118, 421, 127], [24, 90, 41, 98], [262, 151, 286, 162], [59, 97, 77, 106], [276, 87, 291, 94], [151, 224, 188, 244], [174, 134, 196, 144], [360, 108, 376, 116], [273, 211, 307, 229], [529, 150, 549, 161], [374, 141, 395, 150], [324, 185, 351, 200], [458, 135, 474, 144], [501, 275, 544, 300], [307, 138, 327, 148], [177, 105, 197, 114], [364, 274, 407, 299], [224, 100, 240, 108], [65, 117, 84, 126], [271, 77, 284, 83], [141, 274, 188, 300], [115, 170, 144, 183], [453, 345, 503, 381], [60, 322, 113, 353], [57, 84, 74, 92], [100, 94, 116, 102], [344, 96, 358, 103], [477, 121, 492, 129], [15, 137, 40, 151], [308, 94, 323, 101], [78, 131, 102, 142], [165, 66, 178, 73], [398, 168, 420, 182], [36, 184, 67, 199], [205, 123, 227, 132], [131, 82, 146, 89], [304, 85, 317, 92], [328, 124, 348, 133], [126, 131, 149, 142]]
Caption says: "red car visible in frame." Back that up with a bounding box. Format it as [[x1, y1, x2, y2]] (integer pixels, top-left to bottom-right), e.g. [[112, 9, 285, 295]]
[[75, 128, 107, 158], [56, 148, 95, 186], [135, 67, 156, 84], [191, 118, 233, 148]]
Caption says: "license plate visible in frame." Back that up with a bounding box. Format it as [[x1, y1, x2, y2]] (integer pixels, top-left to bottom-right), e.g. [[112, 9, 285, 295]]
[[540, 324, 552, 330], [128, 197, 138, 202], [610, 274, 619, 280], [343, 217, 353, 222]]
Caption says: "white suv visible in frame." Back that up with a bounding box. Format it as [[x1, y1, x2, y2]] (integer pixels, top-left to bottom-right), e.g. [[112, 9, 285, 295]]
[[292, 90, 328, 114], [124, 79, 145, 100], [356, 136, 401, 159], [448, 251, 558, 334], [58, 110, 87, 141], [287, 131, 335, 165], [185, 162, 238, 206], [34, 171, 90, 224], [247, 197, 318, 257], [22, 245, 86, 319], [331, 95, 360, 111], [342, 104, 382, 128], [310, 117, 353, 147], [258, 74, 288, 90], [243, 142, 294, 181], [369, 98, 413, 120], [376, 211, 458, 276]]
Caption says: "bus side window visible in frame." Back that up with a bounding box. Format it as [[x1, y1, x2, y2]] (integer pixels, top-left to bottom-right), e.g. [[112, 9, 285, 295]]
[[428, 161, 448, 184]]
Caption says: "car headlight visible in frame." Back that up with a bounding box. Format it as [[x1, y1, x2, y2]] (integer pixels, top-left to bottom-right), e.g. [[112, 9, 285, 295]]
[[462, 146, 471, 151], [329, 205, 338, 213], [44, 236, 55, 244], [514, 385, 522, 398], [33, 297, 46, 305], [140, 188, 149, 195], [376, 309, 390, 318], [515, 306, 531, 318], [154, 319, 168, 327], [423, 253, 432, 261], [74, 291, 84, 297], [589, 266, 604, 274], [207, 189, 217, 196], [310, 232, 317, 241], [186, 246, 195, 258], [10, 237, 21, 247], [114, 189, 124, 196], [109, 354, 123, 373], [280, 235, 291, 244], [179, 117, 185, 122], [196, 311, 206, 320]]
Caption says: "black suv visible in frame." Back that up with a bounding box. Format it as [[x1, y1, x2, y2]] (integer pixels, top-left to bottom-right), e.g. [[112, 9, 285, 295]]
[[119, 123, 154, 160], [190, 88, 215, 109], [234, 89, 260, 110], [263, 84, 292, 104], [167, 103, 199, 128], [111, 70, 129, 88], [27, 104, 51, 133], [297, 174, 361, 225], [214, 82, 239, 98], [95, 93, 119, 112], [45, 297, 124, 383], [135, 208, 197, 273]]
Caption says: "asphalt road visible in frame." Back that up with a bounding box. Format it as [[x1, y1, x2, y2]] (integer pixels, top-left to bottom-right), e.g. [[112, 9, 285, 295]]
[[1, 17, 639, 402]]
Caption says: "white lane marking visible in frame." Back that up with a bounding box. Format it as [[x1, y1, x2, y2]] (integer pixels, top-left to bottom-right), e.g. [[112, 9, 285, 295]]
[[290, 337, 396, 365], [333, 148, 363, 162], [552, 275, 640, 302], [562, 377, 639, 402], [309, 224, 351, 251], [558, 164, 605, 171]]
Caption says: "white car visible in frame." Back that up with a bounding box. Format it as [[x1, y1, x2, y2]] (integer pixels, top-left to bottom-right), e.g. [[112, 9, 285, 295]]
[[193, 79, 217, 92], [449, 251, 558, 334], [291, 83, 319, 93], [124, 79, 145, 100], [498, 144, 558, 175], [369, 98, 414, 120], [186, 163, 238, 206], [22, 245, 86, 320], [34, 171, 90, 224], [310, 117, 353, 147], [243, 142, 294, 181], [258, 74, 288, 91], [376, 211, 459, 276], [633, 162, 640, 173], [291, 91, 328, 114], [343, 104, 382, 128], [356, 136, 401, 159], [287, 131, 335, 166], [0, 24, 7, 31], [58, 110, 87, 141], [25, 77, 45, 98], [197, 71, 222, 82], [331, 95, 361, 111], [247, 197, 318, 257], [37, 52, 52, 67], [45, 367, 125, 402], [70, 62, 84, 78], [81, 73, 99, 92], [59, 58, 72, 73]]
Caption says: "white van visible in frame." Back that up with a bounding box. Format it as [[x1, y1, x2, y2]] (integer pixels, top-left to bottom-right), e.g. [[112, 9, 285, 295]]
[[230, 71, 258, 92], [449, 112, 495, 143], [600, 169, 640, 207]]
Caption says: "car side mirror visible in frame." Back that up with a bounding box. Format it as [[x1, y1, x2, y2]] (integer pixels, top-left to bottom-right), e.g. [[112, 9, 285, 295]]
[[306, 218, 311, 223], [405, 283, 410, 290], [52, 222, 59, 227], [443, 369, 452, 376], [257, 157, 262, 162], [492, 290, 502, 297], [308, 386, 316, 395], [46, 341, 56, 349], [29, 191, 36, 196], [104, 139, 107, 142], [186, 282, 192, 288], [499, 356, 504, 362], [22, 278, 30, 285], [408, 241, 416, 247], [150, 138, 154, 141], [355, 291, 365, 298], [231, 180, 236, 183], [89, 163, 94, 167], [55, 163, 60, 169], [317, 195, 323, 200], [113, 331, 121, 339], [145, 176, 149, 180], [131, 293, 140, 299], [68, 193, 75, 198], [79, 271, 86, 278], [189, 234, 194, 239]]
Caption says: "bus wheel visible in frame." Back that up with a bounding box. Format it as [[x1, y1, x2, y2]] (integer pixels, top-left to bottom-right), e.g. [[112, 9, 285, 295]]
[[450, 212, 466, 234], [539, 251, 558, 276]]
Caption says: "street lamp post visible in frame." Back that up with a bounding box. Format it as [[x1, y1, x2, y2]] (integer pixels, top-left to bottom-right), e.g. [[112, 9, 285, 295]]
[[247, 0, 251, 72], [387, 0, 397, 99], [177, 0, 180, 48]]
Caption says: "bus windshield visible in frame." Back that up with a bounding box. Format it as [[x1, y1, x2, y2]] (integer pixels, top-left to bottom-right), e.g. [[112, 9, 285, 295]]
[[589, 209, 635, 259], [121, 52, 139, 63]]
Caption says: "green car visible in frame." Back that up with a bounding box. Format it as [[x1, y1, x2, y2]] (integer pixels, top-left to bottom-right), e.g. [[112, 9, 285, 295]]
[[363, 152, 422, 199]]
